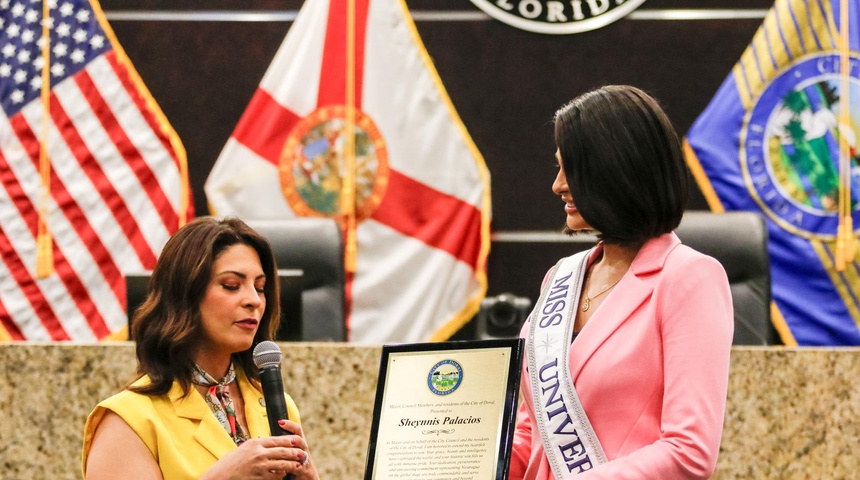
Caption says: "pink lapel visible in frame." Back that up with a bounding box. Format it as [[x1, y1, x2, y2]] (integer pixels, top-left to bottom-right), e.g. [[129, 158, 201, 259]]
[[569, 233, 681, 381]]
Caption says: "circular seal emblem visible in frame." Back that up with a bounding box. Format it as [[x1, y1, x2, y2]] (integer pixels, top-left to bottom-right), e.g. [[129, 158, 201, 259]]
[[279, 105, 389, 221], [427, 359, 463, 396], [469, 0, 646, 35], [741, 53, 860, 239]]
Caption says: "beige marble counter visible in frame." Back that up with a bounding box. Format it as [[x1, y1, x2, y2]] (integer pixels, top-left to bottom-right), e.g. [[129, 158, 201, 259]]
[[716, 347, 860, 479], [0, 344, 858, 479]]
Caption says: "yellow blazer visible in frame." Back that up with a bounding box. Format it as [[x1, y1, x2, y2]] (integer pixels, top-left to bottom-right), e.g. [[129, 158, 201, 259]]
[[82, 367, 301, 480]]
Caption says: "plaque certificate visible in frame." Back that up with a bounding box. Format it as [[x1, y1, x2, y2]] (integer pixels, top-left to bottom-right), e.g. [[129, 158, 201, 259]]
[[364, 339, 524, 480]]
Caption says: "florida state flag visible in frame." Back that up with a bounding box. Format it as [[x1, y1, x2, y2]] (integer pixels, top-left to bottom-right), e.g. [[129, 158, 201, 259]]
[[205, 0, 491, 343]]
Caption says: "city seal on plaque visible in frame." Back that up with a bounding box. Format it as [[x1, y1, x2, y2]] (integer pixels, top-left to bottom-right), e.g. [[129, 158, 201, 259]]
[[428, 359, 463, 395], [469, 0, 646, 35]]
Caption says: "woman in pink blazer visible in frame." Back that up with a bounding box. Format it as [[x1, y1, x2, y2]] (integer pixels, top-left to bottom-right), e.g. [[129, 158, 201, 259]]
[[509, 85, 734, 479]]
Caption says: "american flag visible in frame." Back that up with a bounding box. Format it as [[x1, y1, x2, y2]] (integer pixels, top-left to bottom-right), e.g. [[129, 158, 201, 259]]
[[0, 0, 191, 341]]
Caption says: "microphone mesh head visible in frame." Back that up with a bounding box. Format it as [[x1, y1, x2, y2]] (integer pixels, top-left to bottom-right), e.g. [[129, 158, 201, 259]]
[[252, 340, 282, 369]]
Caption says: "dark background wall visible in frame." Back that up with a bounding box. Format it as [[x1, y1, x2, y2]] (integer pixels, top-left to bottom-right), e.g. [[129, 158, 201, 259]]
[[101, 0, 773, 307]]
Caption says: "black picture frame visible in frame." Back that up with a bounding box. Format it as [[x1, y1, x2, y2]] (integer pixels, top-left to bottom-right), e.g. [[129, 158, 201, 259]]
[[363, 338, 524, 480]]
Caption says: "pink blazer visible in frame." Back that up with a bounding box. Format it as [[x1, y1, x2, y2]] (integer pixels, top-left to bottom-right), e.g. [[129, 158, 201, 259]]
[[510, 232, 733, 479]]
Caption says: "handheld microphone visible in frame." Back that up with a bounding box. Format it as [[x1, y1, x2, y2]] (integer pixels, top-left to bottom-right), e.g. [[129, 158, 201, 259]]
[[252, 341, 296, 480]]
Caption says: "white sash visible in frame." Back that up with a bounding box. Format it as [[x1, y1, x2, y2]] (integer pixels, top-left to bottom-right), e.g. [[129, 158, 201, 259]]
[[527, 249, 607, 477]]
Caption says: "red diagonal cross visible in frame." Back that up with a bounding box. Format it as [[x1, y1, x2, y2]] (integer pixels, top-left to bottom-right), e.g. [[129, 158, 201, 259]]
[[230, 0, 482, 269]]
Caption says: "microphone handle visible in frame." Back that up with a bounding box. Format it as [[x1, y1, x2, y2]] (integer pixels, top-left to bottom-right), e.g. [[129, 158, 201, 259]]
[[260, 367, 291, 435], [259, 367, 296, 480]]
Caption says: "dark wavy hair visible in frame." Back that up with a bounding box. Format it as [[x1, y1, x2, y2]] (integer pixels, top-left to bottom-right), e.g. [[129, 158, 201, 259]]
[[129, 216, 281, 396], [554, 85, 688, 247]]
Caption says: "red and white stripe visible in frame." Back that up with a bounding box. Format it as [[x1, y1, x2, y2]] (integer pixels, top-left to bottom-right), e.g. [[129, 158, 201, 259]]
[[0, 50, 189, 341]]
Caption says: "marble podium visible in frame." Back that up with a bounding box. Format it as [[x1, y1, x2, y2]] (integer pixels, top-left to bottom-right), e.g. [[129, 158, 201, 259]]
[[1, 344, 858, 479]]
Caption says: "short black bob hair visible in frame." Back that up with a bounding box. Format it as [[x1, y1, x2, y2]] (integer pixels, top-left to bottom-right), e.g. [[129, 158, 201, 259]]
[[554, 85, 688, 247]]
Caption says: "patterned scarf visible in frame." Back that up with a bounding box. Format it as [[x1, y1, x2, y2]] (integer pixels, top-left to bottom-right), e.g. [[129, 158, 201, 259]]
[[192, 362, 249, 445]]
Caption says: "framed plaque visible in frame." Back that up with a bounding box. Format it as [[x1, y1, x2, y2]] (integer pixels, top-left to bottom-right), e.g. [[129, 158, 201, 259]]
[[364, 339, 524, 480]]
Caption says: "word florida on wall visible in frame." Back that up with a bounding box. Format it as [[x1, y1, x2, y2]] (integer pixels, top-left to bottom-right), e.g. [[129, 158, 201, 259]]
[[469, 0, 647, 34]]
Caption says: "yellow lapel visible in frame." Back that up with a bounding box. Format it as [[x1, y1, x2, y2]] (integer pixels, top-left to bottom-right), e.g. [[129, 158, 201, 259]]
[[236, 367, 271, 438], [168, 378, 235, 460]]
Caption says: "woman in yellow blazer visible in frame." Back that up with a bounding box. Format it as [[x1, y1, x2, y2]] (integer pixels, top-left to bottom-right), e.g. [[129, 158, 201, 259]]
[[510, 86, 733, 479], [82, 217, 319, 480]]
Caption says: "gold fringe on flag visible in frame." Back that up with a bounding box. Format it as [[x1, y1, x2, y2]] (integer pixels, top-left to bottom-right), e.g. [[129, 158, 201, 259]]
[[36, 0, 54, 278], [179, 159, 189, 228], [0, 323, 12, 342], [836, 0, 855, 271]]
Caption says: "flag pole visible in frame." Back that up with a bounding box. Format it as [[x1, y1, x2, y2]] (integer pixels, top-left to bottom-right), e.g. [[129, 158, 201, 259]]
[[36, 0, 54, 279], [342, 0, 358, 275], [836, 0, 854, 271]]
